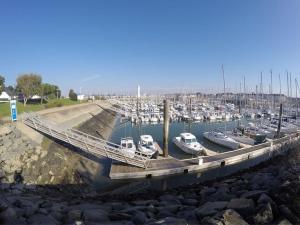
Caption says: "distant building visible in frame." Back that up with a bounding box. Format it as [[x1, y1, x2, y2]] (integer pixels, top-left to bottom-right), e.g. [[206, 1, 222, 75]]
[[0, 91, 11, 102], [77, 94, 85, 101]]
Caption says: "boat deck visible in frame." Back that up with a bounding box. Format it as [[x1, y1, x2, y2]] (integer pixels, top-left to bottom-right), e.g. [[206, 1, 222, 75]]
[[109, 133, 299, 179]]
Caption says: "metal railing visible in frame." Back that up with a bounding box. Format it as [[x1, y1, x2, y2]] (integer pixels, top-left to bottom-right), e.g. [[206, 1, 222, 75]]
[[23, 112, 150, 168], [97, 101, 132, 117]]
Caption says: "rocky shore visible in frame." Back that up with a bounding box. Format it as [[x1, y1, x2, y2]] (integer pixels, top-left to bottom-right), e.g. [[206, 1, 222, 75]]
[[1, 107, 300, 224], [1, 118, 300, 224], [0, 107, 117, 186]]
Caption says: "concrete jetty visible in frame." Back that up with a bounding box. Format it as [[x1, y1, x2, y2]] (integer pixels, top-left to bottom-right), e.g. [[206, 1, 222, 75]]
[[109, 133, 300, 179]]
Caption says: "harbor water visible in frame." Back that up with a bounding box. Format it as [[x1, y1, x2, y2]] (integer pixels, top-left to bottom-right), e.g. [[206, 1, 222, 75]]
[[96, 117, 269, 194], [109, 117, 251, 158]]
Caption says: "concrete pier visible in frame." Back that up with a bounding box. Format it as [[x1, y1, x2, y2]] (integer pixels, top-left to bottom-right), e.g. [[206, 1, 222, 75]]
[[109, 133, 300, 179]]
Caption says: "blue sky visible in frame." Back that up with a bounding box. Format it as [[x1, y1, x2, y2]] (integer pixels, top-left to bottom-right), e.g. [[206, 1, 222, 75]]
[[1, 0, 300, 96]]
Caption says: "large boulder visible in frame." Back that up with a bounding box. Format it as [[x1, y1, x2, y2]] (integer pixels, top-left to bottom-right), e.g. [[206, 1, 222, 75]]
[[0, 207, 17, 224], [207, 186, 235, 201], [279, 205, 300, 224], [253, 203, 273, 224], [227, 198, 255, 217], [66, 209, 82, 223], [181, 198, 198, 206], [195, 201, 228, 219], [241, 190, 266, 201], [27, 213, 59, 225], [0, 126, 12, 137], [108, 212, 132, 221], [83, 208, 109, 223], [276, 218, 293, 225], [222, 209, 249, 225], [145, 217, 188, 225], [132, 211, 147, 225], [201, 216, 224, 225]]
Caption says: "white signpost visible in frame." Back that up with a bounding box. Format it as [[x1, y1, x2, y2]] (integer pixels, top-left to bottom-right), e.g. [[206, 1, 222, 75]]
[[10, 100, 17, 122]]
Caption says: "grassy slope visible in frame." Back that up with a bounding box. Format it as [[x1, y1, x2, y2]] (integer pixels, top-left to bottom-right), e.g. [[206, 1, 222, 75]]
[[0, 99, 83, 118]]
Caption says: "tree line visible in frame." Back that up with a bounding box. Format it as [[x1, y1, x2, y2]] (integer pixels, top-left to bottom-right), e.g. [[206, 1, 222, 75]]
[[0, 73, 62, 105]]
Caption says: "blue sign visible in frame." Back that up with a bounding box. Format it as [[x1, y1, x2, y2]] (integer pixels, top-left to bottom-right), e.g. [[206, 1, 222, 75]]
[[10, 100, 17, 122]]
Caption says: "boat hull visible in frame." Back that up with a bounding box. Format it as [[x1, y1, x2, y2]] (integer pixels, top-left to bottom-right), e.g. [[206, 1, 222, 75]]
[[173, 137, 202, 155], [203, 132, 240, 150]]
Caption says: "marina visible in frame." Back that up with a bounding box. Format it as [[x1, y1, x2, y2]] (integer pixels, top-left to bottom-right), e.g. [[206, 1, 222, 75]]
[[2, 2, 300, 224], [23, 97, 300, 184]]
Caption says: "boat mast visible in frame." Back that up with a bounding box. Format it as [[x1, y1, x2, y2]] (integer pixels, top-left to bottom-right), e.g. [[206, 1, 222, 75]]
[[279, 73, 282, 104], [222, 64, 226, 105], [290, 73, 292, 116], [295, 78, 298, 118], [243, 76, 246, 109], [270, 70, 274, 110]]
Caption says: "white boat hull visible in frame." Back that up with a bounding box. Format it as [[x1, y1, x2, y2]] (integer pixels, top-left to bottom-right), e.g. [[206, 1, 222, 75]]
[[203, 132, 240, 150], [173, 137, 203, 155], [226, 132, 255, 146]]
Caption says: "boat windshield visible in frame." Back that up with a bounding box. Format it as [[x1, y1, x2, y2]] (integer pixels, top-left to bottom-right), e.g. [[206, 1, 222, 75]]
[[184, 138, 197, 144], [142, 141, 153, 148]]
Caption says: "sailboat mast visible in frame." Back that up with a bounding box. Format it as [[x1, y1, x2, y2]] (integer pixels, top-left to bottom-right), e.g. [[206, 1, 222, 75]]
[[222, 64, 226, 105], [243, 76, 246, 108], [279, 74, 281, 103], [295, 78, 298, 118], [260, 72, 263, 108]]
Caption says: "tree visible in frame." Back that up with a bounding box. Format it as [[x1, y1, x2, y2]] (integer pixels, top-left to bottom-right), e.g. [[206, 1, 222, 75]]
[[69, 89, 77, 101], [42, 83, 61, 99], [16, 74, 42, 106], [0, 75, 5, 93], [5, 85, 16, 96]]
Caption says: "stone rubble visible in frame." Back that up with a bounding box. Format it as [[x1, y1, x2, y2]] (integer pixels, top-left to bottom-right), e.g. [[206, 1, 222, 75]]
[[1, 123, 300, 224]]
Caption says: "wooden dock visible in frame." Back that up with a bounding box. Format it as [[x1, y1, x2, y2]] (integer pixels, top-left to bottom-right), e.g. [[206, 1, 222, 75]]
[[109, 133, 300, 179]]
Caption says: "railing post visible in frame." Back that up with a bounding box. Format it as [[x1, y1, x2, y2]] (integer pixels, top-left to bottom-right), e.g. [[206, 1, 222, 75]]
[[47, 125, 53, 137], [32, 119, 38, 130], [65, 131, 71, 144]]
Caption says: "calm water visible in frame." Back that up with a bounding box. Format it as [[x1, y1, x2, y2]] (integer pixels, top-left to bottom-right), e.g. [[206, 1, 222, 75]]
[[109, 118, 251, 159], [95, 117, 268, 194]]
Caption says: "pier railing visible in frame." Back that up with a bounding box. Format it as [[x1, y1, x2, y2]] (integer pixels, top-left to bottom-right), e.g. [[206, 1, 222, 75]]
[[203, 142, 271, 162], [96, 101, 132, 117], [23, 112, 150, 168]]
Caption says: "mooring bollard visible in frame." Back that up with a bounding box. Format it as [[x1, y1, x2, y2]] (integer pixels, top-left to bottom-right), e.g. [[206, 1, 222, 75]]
[[163, 99, 169, 158], [198, 157, 203, 165]]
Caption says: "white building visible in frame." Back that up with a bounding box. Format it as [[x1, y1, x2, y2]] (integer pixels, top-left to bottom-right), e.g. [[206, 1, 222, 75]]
[[77, 94, 85, 101], [0, 91, 11, 102]]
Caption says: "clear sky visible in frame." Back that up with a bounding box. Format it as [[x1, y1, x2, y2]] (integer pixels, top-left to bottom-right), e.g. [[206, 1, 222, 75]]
[[1, 0, 300, 96]]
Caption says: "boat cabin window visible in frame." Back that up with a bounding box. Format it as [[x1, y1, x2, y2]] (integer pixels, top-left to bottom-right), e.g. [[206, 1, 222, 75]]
[[142, 141, 153, 148], [182, 138, 196, 144], [127, 143, 133, 148], [121, 143, 127, 148]]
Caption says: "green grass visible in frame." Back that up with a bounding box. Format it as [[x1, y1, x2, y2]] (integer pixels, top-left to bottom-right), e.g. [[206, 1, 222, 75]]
[[0, 99, 84, 118]]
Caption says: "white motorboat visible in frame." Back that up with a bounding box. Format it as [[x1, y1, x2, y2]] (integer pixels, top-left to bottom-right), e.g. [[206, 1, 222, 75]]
[[221, 112, 229, 120], [192, 113, 203, 122], [138, 135, 158, 157], [120, 137, 136, 158], [150, 116, 158, 123], [247, 123, 274, 139], [225, 130, 255, 146], [173, 133, 204, 155], [182, 113, 191, 121], [203, 131, 240, 149]]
